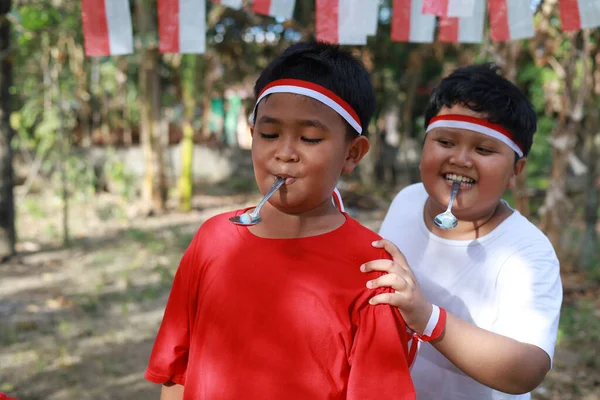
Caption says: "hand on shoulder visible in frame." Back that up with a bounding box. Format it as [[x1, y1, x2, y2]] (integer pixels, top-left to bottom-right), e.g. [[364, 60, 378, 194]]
[[361, 239, 432, 335]]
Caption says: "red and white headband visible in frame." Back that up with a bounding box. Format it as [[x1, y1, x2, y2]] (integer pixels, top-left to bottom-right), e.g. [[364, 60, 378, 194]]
[[426, 114, 524, 158], [253, 78, 362, 135]]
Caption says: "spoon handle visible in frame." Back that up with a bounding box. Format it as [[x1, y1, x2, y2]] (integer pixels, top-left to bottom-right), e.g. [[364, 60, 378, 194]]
[[446, 182, 460, 212], [252, 177, 285, 216]]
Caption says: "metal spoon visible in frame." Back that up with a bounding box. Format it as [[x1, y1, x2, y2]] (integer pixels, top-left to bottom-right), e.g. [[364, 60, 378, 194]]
[[229, 177, 285, 226], [433, 181, 460, 230]]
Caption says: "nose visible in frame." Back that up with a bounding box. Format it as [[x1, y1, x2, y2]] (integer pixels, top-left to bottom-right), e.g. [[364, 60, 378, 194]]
[[449, 146, 473, 168], [275, 137, 299, 163]]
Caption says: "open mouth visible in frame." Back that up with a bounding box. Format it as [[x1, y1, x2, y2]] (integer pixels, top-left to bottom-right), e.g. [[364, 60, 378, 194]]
[[444, 173, 475, 188]]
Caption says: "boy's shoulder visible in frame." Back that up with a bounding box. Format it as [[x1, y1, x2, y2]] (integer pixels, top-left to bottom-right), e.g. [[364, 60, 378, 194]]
[[502, 209, 556, 250], [393, 183, 427, 203], [192, 209, 245, 241], [344, 214, 383, 241], [494, 211, 559, 260]]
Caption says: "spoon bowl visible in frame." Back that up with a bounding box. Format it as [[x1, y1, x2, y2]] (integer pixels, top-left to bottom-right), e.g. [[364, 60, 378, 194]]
[[433, 181, 460, 230], [229, 177, 285, 226]]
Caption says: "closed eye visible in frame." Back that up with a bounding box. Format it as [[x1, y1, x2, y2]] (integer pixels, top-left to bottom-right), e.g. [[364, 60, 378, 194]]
[[437, 139, 453, 147], [476, 147, 495, 154], [260, 133, 278, 140], [301, 137, 323, 144]]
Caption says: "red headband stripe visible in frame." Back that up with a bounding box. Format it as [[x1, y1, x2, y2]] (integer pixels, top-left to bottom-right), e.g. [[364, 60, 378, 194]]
[[426, 114, 524, 157], [253, 79, 362, 134]]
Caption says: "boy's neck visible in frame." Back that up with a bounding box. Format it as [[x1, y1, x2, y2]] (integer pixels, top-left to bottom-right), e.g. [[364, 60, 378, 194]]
[[247, 201, 345, 239], [423, 198, 513, 240]]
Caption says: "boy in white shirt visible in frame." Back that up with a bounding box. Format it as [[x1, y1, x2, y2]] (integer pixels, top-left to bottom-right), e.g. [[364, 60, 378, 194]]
[[361, 63, 563, 400]]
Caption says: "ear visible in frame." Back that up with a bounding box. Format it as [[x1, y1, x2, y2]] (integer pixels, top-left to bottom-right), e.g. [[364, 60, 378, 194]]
[[508, 157, 527, 189], [342, 136, 370, 173], [250, 126, 254, 137]]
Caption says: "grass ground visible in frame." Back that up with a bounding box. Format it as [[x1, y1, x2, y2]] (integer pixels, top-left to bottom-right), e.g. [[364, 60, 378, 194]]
[[0, 186, 598, 399]]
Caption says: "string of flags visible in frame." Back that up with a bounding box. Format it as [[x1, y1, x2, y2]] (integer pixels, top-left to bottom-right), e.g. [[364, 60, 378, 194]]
[[81, 0, 600, 57], [81, 0, 134, 56], [316, 0, 379, 45]]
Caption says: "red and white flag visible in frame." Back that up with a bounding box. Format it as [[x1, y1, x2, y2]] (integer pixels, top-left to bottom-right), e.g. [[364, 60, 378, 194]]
[[316, 0, 377, 45], [158, 0, 206, 54], [438, 0, 485, 43], [488, 0, 534, 42], [210, 0, 243, 9], [81, 0, 133, 56], [253, 0, 296, 20], [364, 1, 380, 36], [422, 0, 475, 18], [559, 0, 600, 32], [391, 0, 436, 43]]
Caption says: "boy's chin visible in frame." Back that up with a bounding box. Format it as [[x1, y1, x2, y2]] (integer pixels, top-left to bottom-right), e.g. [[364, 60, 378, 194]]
[[267, 197, 335, 216]]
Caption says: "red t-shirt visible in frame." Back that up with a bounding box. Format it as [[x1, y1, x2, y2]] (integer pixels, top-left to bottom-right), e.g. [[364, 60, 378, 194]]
[[145, 211, 415, 399]]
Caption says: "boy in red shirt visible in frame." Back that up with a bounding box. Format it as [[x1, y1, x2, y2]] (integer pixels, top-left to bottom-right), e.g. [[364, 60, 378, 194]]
[[144, 41, 416, 400]]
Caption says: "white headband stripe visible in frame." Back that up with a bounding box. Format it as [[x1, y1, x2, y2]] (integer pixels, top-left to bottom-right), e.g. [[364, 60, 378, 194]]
[[254, 85, 362, 135], [426, 119, 523, 158]]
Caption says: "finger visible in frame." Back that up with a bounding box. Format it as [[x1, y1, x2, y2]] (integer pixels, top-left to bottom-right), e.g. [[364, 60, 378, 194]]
[[371, 239, 416, 279], [360, 259, 403, 274], [366, 272, 409, 292], [368, 291, 409, 308]]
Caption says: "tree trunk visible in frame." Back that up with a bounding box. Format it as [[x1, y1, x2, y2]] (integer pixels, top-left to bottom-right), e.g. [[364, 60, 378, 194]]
[[136, 0, 167, 212], [150, 52, 167, 210], [578, 33, 600, 270], [394, 48, 426, 186], [201, 55, 215, 139], [0, 0, 15, 260], [66, 36, 92, 147], [495, 41, 531, 217], [50, 35, 71, 246], [358, 47, 377, 189], [90, 57, 101, 144], [118, 56, 132, 146], [139, 49, 154, 209], [539, 32, 589, 250], [178, 55, 201, 211], [579, 119, 599, 270]]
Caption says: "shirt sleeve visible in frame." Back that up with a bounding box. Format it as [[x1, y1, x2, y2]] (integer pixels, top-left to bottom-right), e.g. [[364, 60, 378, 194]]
[[346, 248, 416, 400], [492, 240, 563, 363], [144, 231, 202, 386], [347, 290, 416, 400]]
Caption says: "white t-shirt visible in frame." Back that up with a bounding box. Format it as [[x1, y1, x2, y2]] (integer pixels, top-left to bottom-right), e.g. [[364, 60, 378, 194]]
[[379, 183, 563, 400]]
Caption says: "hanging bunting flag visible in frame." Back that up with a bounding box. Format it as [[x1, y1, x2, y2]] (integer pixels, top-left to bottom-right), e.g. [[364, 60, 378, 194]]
[[488, 0, 534, 41], [316, 0, 372, 45], [81, 0, 133, 56], [158, 0, 206, 54], [391, 0, 436, 43], [438, 0, 485, 43], [422, 0, 475, 18], [210, 0, 243, 9], [559, 0, 600, 32], [364, 1, 380, 36], [252, 0, 296, 20]]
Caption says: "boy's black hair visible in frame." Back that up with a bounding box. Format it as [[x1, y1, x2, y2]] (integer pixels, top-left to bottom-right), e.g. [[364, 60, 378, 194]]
[[424, 63, 536, 157], [254, 41, 375, 139]]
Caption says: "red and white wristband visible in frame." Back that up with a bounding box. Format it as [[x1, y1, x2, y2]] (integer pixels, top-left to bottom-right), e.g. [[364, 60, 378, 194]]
[[413, 304, 447, 342]]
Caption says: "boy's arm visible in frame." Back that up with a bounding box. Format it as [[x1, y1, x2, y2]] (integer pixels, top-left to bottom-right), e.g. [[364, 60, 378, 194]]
[[429, 312, 550, 393], [362, 239, 560, 395], [145, 230, 204, 388], [347, 291, 416, 400], [160, 384, 184, 400]]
